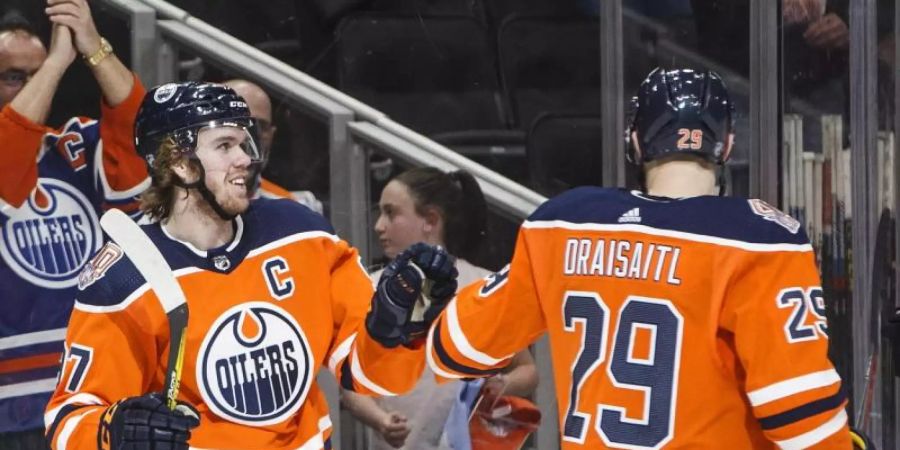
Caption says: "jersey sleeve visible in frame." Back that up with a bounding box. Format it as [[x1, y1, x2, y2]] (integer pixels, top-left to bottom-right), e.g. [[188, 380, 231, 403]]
[[0, 74, 148, 212], [44, 246, 166, 450], [96, 73, 150, 209], [427, 229, 547, 381], [722, 241, 851, 449], [0, 105, 50, 207], [324, 240, 425, 397]]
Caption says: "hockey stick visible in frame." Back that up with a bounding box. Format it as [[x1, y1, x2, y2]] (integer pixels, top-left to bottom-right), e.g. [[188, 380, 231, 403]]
[[856, 209, 892, 433], [100, 209, 189, 411]]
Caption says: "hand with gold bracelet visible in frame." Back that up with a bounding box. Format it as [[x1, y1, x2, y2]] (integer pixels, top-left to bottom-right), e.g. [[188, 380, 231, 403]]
[[45, 0, 110, 65], [44, 0, 133, 106], [84, 37, 113, 67]]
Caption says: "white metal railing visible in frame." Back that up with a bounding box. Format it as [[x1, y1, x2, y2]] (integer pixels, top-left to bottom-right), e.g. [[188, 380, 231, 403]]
[[112, 0, 547, 249]]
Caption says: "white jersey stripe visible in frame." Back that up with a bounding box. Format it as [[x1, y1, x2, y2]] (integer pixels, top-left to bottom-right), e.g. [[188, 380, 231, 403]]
[[446, 299, 513, 367], [44, 393, 104, 429], [775, 409, 847, 450], [56, 407, 100, 450], [327, 333, 356, 374], [349, 346, 397, 396], [247, 231, 339, 258], [524, 220, 812, 252], [318, 414, 332, 432], [0, 328, 67, 350], [0, 378, 58, 400], [747, 369, 841, 406], [425, 321, 467, 380]]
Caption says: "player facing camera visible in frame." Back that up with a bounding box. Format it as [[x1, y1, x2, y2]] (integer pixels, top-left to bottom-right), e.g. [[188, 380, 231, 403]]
[[47, 80, 459, 450], [135, 81, 263, 221], [626, 67, 736, 196]]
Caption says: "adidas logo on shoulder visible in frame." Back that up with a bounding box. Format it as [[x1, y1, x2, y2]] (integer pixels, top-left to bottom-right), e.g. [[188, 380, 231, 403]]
[[617, 208, 642, 223]]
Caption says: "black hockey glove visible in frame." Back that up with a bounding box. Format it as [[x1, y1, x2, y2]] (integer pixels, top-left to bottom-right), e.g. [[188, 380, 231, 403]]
[[367, 243, 458, 348], [98, 392, 200, 450]]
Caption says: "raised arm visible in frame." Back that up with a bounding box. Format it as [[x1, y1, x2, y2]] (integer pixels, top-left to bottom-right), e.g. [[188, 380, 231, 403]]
[[46, 0, 149, 205], [326, 242, 458, 397], [0, 24, 73, 206], [8, 24, 73, 124], [46, 0, 133, 106]]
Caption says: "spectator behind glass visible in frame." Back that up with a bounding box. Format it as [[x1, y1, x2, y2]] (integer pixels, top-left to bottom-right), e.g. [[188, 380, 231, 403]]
[[341, 167, 539, 449], [223, 78, 324, 214], [0, 2, 148, 447]]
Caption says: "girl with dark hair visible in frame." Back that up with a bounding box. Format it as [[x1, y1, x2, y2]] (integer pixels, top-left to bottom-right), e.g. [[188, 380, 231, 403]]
[[342, 167, 538, 449], [375, 166, 487, 265]]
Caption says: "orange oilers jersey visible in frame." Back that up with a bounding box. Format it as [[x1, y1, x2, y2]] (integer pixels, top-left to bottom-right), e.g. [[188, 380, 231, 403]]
[[45, 199, 424, 450], [428, 187, 851, 449]]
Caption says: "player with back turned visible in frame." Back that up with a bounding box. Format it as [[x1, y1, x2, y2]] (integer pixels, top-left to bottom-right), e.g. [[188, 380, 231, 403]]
[[42, 81, 457, 450], [424, 68, 857, 448]]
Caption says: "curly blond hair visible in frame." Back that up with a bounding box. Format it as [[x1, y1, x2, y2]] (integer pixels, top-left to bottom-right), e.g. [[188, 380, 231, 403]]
[[139, 139, 197, 221]]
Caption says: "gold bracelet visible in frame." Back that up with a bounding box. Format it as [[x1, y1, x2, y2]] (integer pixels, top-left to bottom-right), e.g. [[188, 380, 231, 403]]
[[84, 37, 113, 67]]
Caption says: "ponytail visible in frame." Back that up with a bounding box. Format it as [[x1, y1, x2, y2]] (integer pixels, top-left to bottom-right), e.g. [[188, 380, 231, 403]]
[[447, 170, 487, 260], [393, 167, 488, 261]]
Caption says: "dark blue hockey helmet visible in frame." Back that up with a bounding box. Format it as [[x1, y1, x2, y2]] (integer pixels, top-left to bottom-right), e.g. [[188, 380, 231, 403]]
[[627, 68, 734, 165], [134, 81, 261, 172]]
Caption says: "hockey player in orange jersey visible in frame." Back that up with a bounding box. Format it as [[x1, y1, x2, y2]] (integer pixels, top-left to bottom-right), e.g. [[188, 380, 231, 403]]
[[43, 81, 458, 450], [426, 68, 856, 449]]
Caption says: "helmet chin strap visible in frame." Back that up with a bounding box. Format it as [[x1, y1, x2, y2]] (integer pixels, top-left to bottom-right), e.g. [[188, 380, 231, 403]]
[[173, 163, 237, 221]]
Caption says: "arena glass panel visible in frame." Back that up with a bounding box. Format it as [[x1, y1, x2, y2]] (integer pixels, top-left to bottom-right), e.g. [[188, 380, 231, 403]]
[[621, 1, 751, 197]]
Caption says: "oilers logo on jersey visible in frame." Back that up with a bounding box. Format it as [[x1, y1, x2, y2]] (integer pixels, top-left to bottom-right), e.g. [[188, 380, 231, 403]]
[[197, 301, 314, 426], [0, 177, 101, 288]]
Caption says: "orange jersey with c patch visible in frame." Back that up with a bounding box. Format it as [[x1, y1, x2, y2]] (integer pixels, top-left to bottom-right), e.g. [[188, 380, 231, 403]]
[[45, 199, 423, 450], [428, 187, 850, 449]]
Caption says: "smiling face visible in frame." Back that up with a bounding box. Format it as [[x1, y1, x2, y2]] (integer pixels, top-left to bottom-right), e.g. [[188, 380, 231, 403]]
[[374, 180, 434, 259], [190, 126, 255, 216]]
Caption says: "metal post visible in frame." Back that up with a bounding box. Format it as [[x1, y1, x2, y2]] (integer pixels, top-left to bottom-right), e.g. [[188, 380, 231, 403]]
[[325, 113, 358, 450], [533, 335, 559, 450], [127, 3, 160, 86], [749, 0, 780, 204], [892, 0, 900, 442], [850, 0, 880, 440], [154, 40, 177, 84], [600, 0, 624, 187], [329, 114, 369, 262], [89, 0, 162, 85]]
